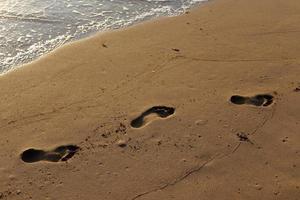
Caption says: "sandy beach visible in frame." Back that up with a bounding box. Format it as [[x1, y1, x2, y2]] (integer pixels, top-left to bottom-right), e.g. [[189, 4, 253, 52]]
[[0, 0, 300, 199]]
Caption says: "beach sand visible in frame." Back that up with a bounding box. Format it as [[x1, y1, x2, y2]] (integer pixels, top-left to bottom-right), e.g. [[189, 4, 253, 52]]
[[0, 0, 300, 199]]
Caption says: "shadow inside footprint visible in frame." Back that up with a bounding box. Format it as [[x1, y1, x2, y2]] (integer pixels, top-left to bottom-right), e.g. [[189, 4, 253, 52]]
[[131, 106, 175, 128], [21, 145, 79, 163], [230, 94, 273, 107]]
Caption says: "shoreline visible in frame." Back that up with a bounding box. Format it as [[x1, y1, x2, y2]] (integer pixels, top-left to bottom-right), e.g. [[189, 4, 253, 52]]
[[0, 0, 209, 76], [0, 0, 300, 199]]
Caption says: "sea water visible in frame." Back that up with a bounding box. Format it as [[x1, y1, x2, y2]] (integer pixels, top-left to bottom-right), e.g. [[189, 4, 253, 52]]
[[0, 0, 206, 73]]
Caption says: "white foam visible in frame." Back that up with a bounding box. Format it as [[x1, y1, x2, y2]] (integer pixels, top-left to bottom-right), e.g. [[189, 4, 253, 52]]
[[0, 0, 207, 73]]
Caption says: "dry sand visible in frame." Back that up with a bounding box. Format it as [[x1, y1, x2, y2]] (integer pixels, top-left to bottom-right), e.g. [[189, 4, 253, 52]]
[[0, 0, 300, 199]]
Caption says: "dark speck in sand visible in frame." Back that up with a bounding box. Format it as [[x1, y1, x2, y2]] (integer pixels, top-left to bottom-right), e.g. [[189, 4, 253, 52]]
[[172, 48, 180, 52], [236, 132, 253, 144]]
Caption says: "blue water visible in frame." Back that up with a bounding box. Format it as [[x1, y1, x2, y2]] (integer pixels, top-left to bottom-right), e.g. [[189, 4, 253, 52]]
[[0, 0, 206, 73]]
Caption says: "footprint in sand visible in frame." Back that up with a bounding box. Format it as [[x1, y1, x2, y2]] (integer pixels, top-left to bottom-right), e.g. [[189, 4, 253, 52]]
[[21, 145, 79, 163], [130, 106, 175, 128], [230, 94, 274, 107]]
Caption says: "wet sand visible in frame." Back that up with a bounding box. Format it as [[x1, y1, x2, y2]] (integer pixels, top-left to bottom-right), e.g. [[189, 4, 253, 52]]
[[0, 0, 300, 199]]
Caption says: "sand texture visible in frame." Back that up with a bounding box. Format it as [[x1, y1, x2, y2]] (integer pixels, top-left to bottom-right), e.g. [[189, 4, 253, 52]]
[[0, 0, 300, 199]]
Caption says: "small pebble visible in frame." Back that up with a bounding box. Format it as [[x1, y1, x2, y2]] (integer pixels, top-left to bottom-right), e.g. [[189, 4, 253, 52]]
[[254, 183, 263, 190], [195, 119, 207, 126], [117, 140, 127, 148], [8, 175, 16, 180]]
